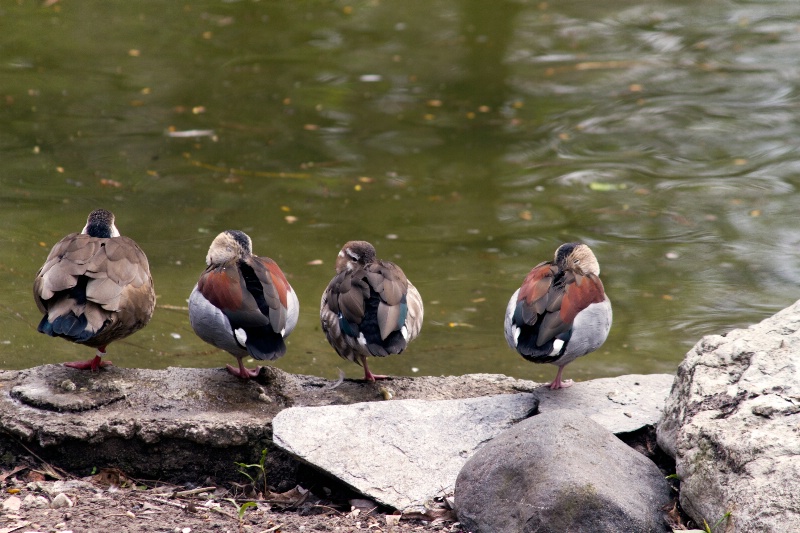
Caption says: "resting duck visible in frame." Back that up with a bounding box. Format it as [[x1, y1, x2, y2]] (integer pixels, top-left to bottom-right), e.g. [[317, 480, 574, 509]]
[[320, 240, 424, 381], [188, 230, 299, 379], [33, 208, 156, 371], [504, 242, 612, 389]]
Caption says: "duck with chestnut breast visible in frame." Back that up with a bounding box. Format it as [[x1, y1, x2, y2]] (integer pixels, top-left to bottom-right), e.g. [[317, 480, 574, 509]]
[[33, 208, 156, 371], [504, 242, 612, 390], [188, 230, 299, 379], [320, 240, 423, 381]]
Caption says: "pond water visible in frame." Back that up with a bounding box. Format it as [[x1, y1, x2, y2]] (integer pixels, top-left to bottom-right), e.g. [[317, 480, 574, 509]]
[[2, 0, 799, 383]]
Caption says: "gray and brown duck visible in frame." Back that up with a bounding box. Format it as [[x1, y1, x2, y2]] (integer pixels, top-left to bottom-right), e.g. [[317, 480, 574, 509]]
[[188, 230, 299, 379], [33, 208, 156, 371], [320, 240, 423, 381], [504, 242, 612, 389]]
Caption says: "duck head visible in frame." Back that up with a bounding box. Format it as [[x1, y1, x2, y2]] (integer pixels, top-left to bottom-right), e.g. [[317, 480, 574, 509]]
[[206, 230, 253, 266], [336, 240, 377, 272], [81, 209, 121, 238]]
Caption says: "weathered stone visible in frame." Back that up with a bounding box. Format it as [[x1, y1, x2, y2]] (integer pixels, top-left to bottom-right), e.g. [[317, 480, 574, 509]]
[[0, 365, 565, 483], [272, 374, 672, 511], [22, 493, 49, 509], [50, 493, 74, 509], [2, 495, 21, 512], [273, 393, 539, 511], [526, 373, 673, 434], [456, 410, 671, 533], [657, 299, 800, 532]]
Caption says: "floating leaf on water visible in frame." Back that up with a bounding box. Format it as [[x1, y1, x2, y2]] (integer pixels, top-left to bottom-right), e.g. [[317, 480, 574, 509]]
[[589, 182, 626, 191], [284, 215, 298, 224], [307, 259, 323, 265], [519, 210, 532, 221], [167, 129, 215, 138], [750, 209, 761, 217], [100, 179, 122, 188]]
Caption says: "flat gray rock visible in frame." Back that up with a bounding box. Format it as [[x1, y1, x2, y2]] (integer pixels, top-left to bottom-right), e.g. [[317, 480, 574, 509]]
[[455, 410, 671, 533], [529, 373, 673, 434], [0, 364, 594, 484], [272, 374, 673, 510], [273, 392, 538, 511], [658, 299, 800, 532]]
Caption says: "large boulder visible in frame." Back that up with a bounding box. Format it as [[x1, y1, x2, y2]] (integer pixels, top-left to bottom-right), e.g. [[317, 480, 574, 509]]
[[455, 409, 671, 533], [657, 300, 800, 532]]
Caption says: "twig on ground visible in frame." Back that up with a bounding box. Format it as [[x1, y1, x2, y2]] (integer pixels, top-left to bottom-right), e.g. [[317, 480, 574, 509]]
[[173, 486, 216, 498]]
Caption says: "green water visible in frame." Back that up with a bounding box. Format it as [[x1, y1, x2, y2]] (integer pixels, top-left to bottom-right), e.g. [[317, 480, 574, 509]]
[[2, 0, 799, 383]]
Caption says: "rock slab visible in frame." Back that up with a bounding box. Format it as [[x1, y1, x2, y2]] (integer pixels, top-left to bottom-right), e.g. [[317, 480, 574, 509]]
[[658, 299, 800, 532], [272, 374, 673, 511], [273, 392, 538, 511], [456, 410, 672, 533], [0, 364, 617, 483]]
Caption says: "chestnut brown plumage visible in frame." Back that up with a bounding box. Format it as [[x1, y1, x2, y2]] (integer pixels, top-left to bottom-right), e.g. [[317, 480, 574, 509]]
[[504, 243, 612, 389], [188, 230, 299, 379]]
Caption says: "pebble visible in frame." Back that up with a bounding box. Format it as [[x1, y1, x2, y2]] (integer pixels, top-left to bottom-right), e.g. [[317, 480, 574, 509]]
[[22, 494, 50, 509], [51, 493, 74, 509], [3, 495, 21, 511]]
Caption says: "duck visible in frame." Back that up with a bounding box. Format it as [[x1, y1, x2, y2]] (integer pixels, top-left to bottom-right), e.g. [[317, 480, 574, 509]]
[[188, 230, 299, 379], [320, 240, 423, 381], [33, 208, 156, 371], [504, 242, 612, 390]]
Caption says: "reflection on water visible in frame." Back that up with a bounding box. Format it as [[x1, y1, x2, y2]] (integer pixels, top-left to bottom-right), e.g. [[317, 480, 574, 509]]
[[2, 0, 800, 382]]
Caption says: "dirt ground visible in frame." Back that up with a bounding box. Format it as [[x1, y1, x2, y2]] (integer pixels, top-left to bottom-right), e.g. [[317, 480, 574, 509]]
[[0, 428, 695, 533], [0, 462, 462, 533]]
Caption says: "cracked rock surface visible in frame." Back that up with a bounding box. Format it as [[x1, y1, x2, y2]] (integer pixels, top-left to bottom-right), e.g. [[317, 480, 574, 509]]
[[658, 299, 800, 532], [273, 374, 672, 510]]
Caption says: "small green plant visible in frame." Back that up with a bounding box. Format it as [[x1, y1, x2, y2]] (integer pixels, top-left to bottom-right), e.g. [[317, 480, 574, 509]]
[[226, 498, 257, 532], [235, 448, 269, 497], [703, 511, 732, 533]]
